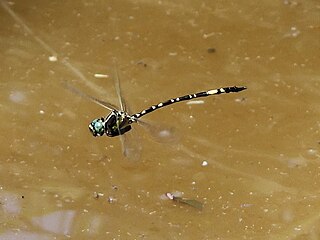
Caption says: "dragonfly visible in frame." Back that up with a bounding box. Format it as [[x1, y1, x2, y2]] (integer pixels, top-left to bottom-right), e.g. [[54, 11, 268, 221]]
[[88, 85, 246, 138], [66, 68, 246, 158]]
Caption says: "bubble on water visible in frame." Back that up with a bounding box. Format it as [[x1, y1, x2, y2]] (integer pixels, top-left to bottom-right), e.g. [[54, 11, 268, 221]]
[[94, 73, 109, 79], [169, 52, 177, 56], [48, 55, 58, 62], [284, 26, 301, 38], [201, 160, 208, 166], [9, 91, 26, 103], [306, 148, 318, 156]]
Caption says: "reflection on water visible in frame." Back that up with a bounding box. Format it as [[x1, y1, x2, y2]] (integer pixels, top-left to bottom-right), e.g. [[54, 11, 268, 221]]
[[32, 210, 76, 235], [0, 0, 320, 239], [0, 231, 51, 240]]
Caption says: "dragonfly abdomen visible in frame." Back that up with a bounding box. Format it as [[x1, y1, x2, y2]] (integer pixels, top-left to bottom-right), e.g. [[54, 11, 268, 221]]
[[133, 86, 246, 119]]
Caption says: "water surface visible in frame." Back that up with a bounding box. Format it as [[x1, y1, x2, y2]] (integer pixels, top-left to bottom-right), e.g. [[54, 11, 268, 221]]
[[0, 0, 319, 239]]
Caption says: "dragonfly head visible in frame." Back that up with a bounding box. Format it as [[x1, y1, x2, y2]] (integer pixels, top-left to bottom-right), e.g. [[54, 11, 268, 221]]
[[89, 118, 105, 137]]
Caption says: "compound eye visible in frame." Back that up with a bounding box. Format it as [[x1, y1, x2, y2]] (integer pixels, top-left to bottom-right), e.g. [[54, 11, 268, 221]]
[[94, 121, 103, 131], [89, 118, 105, 136]]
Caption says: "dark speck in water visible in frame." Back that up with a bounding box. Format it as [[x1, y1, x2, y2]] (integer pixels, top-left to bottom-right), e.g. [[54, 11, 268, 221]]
[[207, 48, 216, 53]]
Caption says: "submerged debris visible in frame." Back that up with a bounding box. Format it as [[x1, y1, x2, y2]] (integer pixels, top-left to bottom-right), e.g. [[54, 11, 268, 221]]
[[165, 192, 203, 210], [93, 192, 104, 199], [107, 196, 117, 203], [207, 48, 216, 53], [137, 60, 147, 67]]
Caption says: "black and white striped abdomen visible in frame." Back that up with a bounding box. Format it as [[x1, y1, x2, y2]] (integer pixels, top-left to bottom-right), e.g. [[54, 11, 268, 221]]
[[133, 86, 246, 119]]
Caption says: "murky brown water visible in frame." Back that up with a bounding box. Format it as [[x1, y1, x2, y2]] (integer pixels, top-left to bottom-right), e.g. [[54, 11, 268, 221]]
[[1, 0, 320, 239]]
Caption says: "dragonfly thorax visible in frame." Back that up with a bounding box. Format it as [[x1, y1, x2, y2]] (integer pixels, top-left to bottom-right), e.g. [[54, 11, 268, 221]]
[[88, 110, 136, 137]]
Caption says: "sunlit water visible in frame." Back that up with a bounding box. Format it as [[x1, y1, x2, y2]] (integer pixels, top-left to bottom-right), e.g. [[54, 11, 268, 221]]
[[0, 0, 319, 239]]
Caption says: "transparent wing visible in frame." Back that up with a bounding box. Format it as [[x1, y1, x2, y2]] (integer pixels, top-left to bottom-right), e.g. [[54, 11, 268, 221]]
[[112, 61, 142, 160], [120, 127, 142, 161], [137, 119, 180, 144], [113, 59, 126, 112], [63, 81, 118, 111]]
